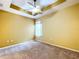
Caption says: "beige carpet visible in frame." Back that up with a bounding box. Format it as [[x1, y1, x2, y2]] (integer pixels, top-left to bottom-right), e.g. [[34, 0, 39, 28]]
[[0, 40, 79, 59]]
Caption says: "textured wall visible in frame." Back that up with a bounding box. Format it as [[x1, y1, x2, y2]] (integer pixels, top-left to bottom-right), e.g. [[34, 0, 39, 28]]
[[40, 3, 79, 51], [0, 10, 34, 47]]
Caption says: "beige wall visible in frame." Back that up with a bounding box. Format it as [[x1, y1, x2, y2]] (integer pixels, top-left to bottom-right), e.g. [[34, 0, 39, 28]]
[[0, 10, 34, 47], [40, 4, 79, 51]]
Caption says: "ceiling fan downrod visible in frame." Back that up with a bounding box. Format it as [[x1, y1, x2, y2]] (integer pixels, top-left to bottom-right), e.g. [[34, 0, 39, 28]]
[[34, 0, 36, 7]]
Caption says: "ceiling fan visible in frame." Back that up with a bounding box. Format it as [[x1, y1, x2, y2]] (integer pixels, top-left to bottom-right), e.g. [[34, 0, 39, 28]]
[[12, 0, 58, 16], [26, 0, 59, 16], [26, 0, 42, 16], [12, 0, 65, 16]]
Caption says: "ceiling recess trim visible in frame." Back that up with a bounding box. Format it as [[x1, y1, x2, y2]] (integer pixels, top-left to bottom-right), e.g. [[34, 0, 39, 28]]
[[1, 0, 79, 19], [42, 0, 65, 11], [10, 4, 32, 15]]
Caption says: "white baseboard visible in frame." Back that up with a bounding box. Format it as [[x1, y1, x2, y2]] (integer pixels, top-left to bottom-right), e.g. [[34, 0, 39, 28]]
[[38, 39, 79, 53]]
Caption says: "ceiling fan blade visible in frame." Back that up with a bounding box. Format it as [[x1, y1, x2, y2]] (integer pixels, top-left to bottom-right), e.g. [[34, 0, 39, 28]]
[[27, 0, 37, 7], [27, 2, 34, 7], [21, 3, 35, 12]]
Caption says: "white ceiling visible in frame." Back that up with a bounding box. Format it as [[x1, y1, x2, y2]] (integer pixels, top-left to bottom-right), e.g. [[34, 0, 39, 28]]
[[34, 0, 79, 19], [39, 0, 58, 6], [0, 0, 79, 19], [0, 0, 12, 8], [12, 0, 58, 12], [0, 0, 34, 18], [12, 0, 58, 7]]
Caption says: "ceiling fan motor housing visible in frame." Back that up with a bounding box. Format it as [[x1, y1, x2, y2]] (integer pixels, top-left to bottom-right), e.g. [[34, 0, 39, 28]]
[[34, 0, 36, 2], [32, 7, 42, 16]]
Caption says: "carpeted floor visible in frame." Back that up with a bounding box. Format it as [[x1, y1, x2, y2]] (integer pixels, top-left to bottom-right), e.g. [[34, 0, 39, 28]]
[[0, 40, 79, 59]]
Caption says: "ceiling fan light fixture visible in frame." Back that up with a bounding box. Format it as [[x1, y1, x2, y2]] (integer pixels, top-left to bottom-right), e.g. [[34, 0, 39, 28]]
[[32, 8, 42, 16]]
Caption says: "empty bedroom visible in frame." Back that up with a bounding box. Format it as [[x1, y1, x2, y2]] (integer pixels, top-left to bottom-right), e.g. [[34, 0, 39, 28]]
[[0, 0, 79, 59]]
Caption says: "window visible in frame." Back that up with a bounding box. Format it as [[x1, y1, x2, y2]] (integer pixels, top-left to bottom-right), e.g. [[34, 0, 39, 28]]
[[35, 21, 42, 37]]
